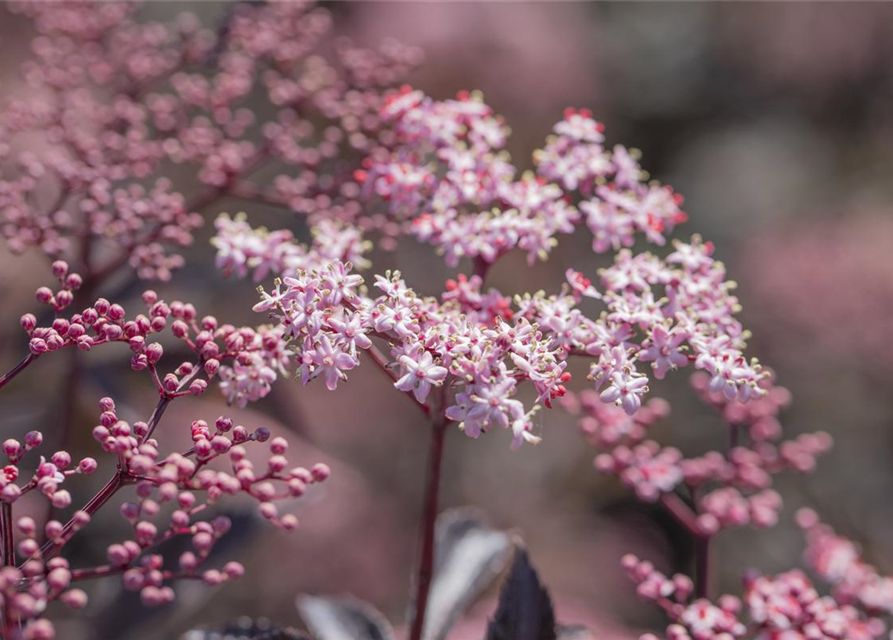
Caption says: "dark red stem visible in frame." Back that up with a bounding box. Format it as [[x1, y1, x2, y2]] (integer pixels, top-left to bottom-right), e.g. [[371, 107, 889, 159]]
[[0, 353, 37, 392], [660, 491, 712, 598], [695, 534, 711, 599], [407, 416, 448, 640], [0, 503, 13, 567]]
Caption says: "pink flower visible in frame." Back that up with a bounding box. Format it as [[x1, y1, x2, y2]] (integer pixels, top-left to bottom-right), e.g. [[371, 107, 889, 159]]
[[640, 324, 690, 380], [394, 351, 448, 403], [308, 334, 358, 391], [600, 367, 650, 416]]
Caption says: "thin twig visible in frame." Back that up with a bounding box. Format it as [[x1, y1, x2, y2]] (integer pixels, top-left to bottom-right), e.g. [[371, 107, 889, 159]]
[[0, 353, 37, 393]]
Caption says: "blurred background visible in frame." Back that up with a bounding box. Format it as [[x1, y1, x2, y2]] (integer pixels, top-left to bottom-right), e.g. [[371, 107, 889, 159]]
[[3, 2, 893, 638]]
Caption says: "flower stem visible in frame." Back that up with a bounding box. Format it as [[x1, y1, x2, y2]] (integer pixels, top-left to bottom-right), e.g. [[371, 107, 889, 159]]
[[407, 417, 448, 640], [695, 534, 711, 599], [0, 503, 13, 567], [0, 353, 37, 393], [660, 492, 711, 598]]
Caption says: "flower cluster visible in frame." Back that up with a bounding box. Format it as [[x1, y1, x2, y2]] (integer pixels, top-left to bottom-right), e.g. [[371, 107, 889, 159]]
[[799, 509, 893, 616], [254, 262, 569, 448], [0, 265, 327, 638], [573, 371, 831, 530], [212, 213, 370, 283], [0, 400, 327, 639], [356, 93, 687, 266], [215, 91, 775, 455], [13, 262, 293, 409], [626, 555, 885, 640], [89, 403, 330, 605], [1, 0, 418, 288]]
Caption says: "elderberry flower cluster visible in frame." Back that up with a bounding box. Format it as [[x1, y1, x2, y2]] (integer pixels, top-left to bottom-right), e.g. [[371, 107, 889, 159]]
[[0, 264, 327, 639], [212, 213, 370, 282], [626, 554, 886, 640], [572, 371, 831, 530], [13, 262, 293, 408], [0, 0, 418, 287], [357, 93, 687, 265], [0, 398, 328, 639], [798, 509, 893, 616], [253, 261, 568, 448], [219, 91, 775, 452], [89, 403, 330, 606]]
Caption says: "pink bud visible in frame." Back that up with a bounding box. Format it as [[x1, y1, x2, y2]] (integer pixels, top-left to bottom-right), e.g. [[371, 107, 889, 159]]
[[108, 304, 125, 321], [54, 290, 73, 311], [107, 543, 130, 566], [20, 314, 36, 332], [171, 320, 189, 338], [51, 490, 71, 509], [65, 273, 83, 290], [178, 492, 196, 510], [135, 521, 158, 546], [259, 502, 277, 520], [18, 539, 39, 558], [23, 618, 54, 640], [2, 484, 21, 503], [46, 567, 71, 590], [52, 451, 72, 470], [270, 437, 288, 455], [179, 551, 198, 572], [45, 520, 63, 541], [139, 586, 167, 607], [17, 517, 35, 536], [192, 532, 214, 554], [128, 455, 153, 475], [120, 503, 140, 522], [60, 589, 88, 610], [202, 569, 223, 586], [24, 431, 42, 449], [35, 287, 53, 303], [146, 342, 163, 363], [29, 338, 48, 354], [223, 561, 245, 580], [142, 290, 158, 305], [268, 456, 287, 474], [210, 436, 231, 454], [45, 333, 65, 351], [203, 358, 220, 376], [696, 513, 720, 535], [212, 516, 231, 535], [189, 379, 207, 396], [311, 463, 331, 482], [162, 373, 179, 392], [288, 479, 306, 497], [71, 511, 90, 530], [94, 298, 111, 315], [3, 440, 21, 460], [51, 260, 68, 279]]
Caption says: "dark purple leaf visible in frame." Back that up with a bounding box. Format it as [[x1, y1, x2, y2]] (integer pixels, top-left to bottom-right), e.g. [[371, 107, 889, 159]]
[[484, 545, 557, 640]]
